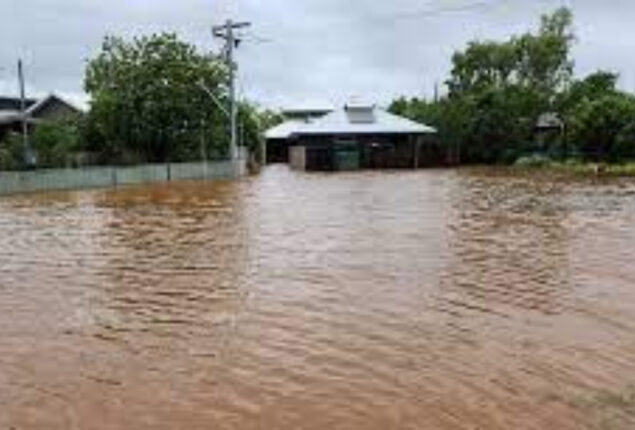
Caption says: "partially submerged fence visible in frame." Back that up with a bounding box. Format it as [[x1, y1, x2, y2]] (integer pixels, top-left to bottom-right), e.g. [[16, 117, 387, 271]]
[[0, 157, 247, 196]]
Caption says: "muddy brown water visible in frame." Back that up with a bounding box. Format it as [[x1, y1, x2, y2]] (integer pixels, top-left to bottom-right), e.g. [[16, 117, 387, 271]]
[[1, 166, 635, 429]]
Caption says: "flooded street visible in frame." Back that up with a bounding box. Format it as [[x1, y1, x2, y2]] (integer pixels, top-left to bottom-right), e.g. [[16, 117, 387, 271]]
[[1, 166, 635, 429]]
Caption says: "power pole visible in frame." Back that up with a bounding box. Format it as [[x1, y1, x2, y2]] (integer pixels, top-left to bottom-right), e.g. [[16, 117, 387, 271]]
[[17, 59, 30, 166], [212, 19, 251, 161]]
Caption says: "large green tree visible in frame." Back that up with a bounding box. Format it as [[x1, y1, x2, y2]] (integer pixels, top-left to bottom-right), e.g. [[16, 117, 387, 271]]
[[568, 93, 635, 161], [392, 7, 577, 164], [448, 7, 574, 162], [84, 33, 229, 164], [557, 70, 619, 113]]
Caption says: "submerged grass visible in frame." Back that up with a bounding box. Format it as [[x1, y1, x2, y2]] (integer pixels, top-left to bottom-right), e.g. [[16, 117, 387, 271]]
[[552, 161, 635, 177], [514, 160, 635, 177]]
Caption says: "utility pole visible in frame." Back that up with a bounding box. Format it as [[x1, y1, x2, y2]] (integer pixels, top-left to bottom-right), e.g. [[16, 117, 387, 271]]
[[17, 59, 30, 166], [212, 19, 251, 161]]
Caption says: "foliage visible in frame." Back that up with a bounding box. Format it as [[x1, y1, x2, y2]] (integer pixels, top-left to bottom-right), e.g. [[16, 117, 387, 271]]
[[391, 7, 635, 165], [615, 120, 635, 160], [257, 109, 284, 132], [557, 70, 619, 113], [0, 134, 26, 171], [568, 93, 635, 161], [84, 33, 229, 164], [237, 105, 284, 161], [32, 118, 82, 168], [447, 7, 573, 98], [392, 8, 575, 164], [237, 102, 263, 158]]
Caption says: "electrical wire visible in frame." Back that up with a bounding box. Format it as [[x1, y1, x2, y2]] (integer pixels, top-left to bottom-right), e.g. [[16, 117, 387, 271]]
[[232, 0, 507, 46], [385, 0, 502, 21]]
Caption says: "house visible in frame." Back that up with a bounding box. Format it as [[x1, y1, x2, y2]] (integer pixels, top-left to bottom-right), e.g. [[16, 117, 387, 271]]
[[0, 93, 83, 142], [264, 105, 334, 163], [534, 112, 566, 157], [265, 101, 438, 171]]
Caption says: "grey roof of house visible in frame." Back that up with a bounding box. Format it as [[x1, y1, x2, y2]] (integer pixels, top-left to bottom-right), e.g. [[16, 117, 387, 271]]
[[27, 93, 84, 115], [0, 96, 37, 112], [536, 112, 564, 129], [265, 119, 312, 140], [0, 93, 83, 126], [265, 104, 436, 139], [0, 110, 21, 125]]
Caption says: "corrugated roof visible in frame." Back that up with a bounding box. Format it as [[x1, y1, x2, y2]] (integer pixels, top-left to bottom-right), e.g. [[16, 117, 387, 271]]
[[0, 96, 37, 112], [0, 93, 85, 128], [295, 106, 436, 135], [27, 93, 84, 115], [264, 119, 311, 139], [265, 104, 436, 139], [0, 110, 21, 125]]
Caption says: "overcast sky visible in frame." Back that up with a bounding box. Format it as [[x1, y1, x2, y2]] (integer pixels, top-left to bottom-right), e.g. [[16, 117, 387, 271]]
[[1, 0, 633, 109]]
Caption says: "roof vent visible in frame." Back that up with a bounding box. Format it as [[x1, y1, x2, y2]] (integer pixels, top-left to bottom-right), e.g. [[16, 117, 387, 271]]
[[345, 102, 376, 124]]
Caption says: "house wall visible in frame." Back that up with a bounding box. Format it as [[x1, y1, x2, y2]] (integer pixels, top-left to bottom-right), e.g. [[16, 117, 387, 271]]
[[293, 134, 435, 171]]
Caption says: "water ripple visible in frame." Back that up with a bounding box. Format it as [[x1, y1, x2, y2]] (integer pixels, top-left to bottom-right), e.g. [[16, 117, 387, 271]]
[[1, 168, 635, 429]]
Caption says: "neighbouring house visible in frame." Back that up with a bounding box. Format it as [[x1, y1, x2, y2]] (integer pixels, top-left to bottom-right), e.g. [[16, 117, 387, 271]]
[[0, 93, 83, 143], [535, 112, 566, 157], [265, 101, 438, 171]]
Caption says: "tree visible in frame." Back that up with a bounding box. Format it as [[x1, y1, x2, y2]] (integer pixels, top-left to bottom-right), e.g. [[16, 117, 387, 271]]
[[32, 118, 82, 168], [0, 134, 26, 171], [447, 7, 573, 99], [257, 109, 284, 132], [84, 33, 229, 164], [438, 7, 576, 163], [392, 7, 635, 165], [557, 70, 619, 114], [615, 121, 635, 160], [569, 93, 635, 161]]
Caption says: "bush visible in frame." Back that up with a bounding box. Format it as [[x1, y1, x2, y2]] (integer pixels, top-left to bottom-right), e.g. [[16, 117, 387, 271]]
[[514, 153, 552, 167], [569, 93, 635, 161], [614, 121, 635, 160], [32, 119, 81, 168], [0, 134, 27, 171]]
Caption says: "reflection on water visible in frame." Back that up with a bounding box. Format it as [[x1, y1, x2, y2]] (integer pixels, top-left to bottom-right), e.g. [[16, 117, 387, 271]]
[[1, 166, 635, 429]]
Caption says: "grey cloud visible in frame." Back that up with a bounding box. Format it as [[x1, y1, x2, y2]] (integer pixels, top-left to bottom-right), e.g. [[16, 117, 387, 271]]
[[1, 0, 634, 109]]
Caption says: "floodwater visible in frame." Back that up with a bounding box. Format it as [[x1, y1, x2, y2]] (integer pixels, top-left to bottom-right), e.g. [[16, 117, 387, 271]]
[[1, 166, 635, 430]]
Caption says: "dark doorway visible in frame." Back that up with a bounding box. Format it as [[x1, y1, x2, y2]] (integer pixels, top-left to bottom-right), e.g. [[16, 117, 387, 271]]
[[266, 139, 290, 163]]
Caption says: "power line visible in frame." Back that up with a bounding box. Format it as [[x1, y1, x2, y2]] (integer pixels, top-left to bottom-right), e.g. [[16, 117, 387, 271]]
[[235, 0, 506, 47], [240, 31, 272, 44], [379, 0, 503, 23], [383, 0, 572, 23]]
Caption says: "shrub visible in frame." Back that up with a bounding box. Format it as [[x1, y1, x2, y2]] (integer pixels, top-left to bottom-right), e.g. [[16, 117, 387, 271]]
[[514, 153, 552, 167], [0, 134, 27, 171], [614, 121, 635, 160], [32, 119, 81, 168]]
